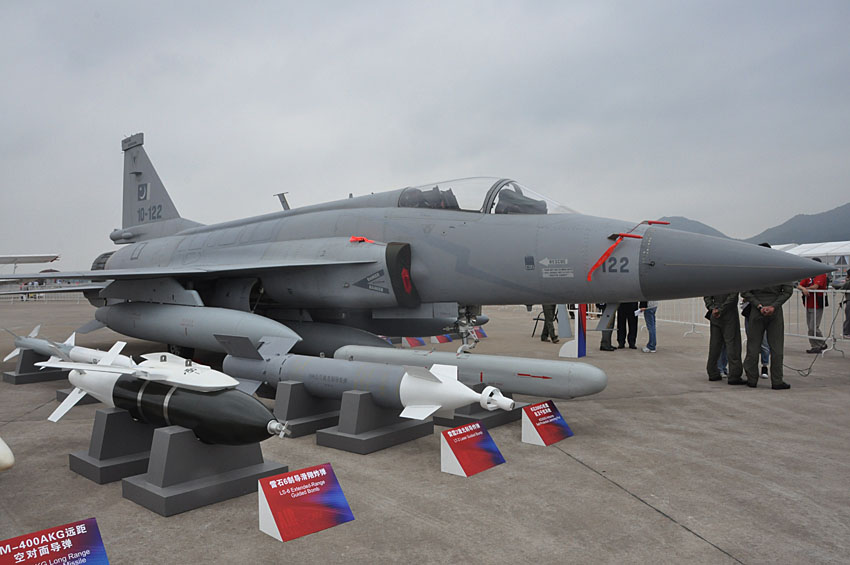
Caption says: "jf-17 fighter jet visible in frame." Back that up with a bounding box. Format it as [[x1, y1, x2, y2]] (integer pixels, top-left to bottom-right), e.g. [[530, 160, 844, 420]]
[[7, 133, 830, 359]]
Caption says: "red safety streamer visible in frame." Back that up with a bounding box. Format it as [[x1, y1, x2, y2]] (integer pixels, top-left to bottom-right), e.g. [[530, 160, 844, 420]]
[[586, 233, 643, 282]]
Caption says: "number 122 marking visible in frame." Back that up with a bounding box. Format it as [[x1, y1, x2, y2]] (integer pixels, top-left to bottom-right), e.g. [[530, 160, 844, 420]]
[[600, 257, 629, 273]]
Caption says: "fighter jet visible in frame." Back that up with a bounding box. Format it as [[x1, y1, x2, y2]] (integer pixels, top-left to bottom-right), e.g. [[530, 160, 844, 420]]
[[6, 133, 830, 357]]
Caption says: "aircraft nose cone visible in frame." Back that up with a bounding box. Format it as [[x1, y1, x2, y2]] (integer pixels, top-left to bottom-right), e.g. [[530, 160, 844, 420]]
[[638, 227, 833, 300]]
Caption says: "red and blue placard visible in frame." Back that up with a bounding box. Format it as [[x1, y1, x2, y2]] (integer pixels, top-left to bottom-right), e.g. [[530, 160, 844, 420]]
[[522, 400, 574, 446], [258, 463, 354, 542], [440, 422, 505, 477], [0, 517, 109, 565]]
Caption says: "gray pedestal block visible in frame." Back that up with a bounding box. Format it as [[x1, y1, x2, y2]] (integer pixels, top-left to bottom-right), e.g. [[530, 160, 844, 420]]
[[316, 390, 433, 454], [122, 426, 287, 517], [433, 385, 528, 428], [57, 388, 99, 405], [69, 408, 157, 484], [273, 381, 340, 438], [3, 349, 68, 384]]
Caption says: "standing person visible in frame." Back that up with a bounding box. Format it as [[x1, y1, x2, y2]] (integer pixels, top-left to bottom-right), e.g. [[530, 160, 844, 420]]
[[598, 303, 617, 351], [798, 258, 828, 353], [540, 304, 559, 344], [742, 244, 794, 389], [704, 293, 744, 384], [640, 301, 658, 352], [842, 278, 850, 339], [617, 302, 639, 349], [742, 299, 770, 378]]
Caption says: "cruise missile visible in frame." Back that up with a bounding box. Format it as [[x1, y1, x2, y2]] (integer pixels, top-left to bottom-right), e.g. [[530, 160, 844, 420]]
[[219, 336, 515, 420], [333, 345, 608, 400], [38, 342, 288, 445], [4, 327, 133, 366], [0, 437, 13, 471]]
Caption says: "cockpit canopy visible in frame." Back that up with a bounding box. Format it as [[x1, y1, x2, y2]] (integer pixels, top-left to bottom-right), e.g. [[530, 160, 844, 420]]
[[398, 177, 575, 215]]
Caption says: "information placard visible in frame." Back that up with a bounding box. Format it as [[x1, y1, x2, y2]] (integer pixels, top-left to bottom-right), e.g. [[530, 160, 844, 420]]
[[440, 422, 505, 477], [0, 517, 109, 565], [258, 463, 354, 542], [522, 400, 574, 446]]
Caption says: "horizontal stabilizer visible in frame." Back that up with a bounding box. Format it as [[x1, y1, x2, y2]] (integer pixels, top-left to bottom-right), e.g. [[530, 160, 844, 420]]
[[399, 404, 441, 420], [48, 388, 88, 422], [235, 379, 263, 395], [403, 365, 440, 383]]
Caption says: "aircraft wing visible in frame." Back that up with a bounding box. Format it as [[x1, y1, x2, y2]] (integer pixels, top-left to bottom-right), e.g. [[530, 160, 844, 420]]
[[0, 254, 60, 265], [0, 284, 107, 296], [1, 257, 379, 282]]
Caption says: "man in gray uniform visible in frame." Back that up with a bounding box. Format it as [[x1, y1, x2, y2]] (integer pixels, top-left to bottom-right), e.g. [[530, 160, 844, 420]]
[[704, 293, 744, 384], [742, 275, 794, 389]]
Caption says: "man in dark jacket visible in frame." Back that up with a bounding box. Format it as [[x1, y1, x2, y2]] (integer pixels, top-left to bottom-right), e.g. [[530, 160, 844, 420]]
[[705, 293, 744, 384], [742, 246, 794, 389]]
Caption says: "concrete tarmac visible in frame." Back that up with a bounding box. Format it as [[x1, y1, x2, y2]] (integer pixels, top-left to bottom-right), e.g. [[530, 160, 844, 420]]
[[1, 302, 848, 564]]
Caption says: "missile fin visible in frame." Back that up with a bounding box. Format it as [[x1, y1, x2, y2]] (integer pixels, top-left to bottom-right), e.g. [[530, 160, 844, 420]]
[[63, 333, 76, 347], [3, 348, 20, 363], [429, 364, 459, 381], [400, 405, 441, 420], [258, 336, 299, 357], [98, 341, 126, 366], [27, 325, 41, 338], [48, 387, 88, 422], [235, 379, 263, 395], [214, 334, 265, 359], [403, 365, 440, 382]]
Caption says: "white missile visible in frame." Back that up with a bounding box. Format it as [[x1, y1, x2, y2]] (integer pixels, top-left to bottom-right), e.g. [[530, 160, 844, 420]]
[[4, 327, 133, 368], [0, 437, 14, 471], [398, 364, 515, 419]]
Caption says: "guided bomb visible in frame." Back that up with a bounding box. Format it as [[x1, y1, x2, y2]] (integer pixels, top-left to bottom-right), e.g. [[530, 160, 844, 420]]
[[40, 342, 287, 446], [219, 336, 514, 420]]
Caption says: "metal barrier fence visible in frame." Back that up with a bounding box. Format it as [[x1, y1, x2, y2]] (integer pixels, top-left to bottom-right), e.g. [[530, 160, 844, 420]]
[[656, 289, 849, 344]]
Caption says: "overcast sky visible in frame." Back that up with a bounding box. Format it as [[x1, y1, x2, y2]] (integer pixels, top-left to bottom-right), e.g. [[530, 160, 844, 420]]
[[2, 1, 848, 270]]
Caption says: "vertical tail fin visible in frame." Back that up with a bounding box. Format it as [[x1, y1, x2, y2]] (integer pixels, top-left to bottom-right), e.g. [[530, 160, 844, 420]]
[[120, 133, 182, 229], [110, 133, 202, 243]]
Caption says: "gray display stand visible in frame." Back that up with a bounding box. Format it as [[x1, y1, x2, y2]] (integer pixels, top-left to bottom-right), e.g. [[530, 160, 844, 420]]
[[57, 388, 99, 405], [316, 390, 433, 454], [70, 408, 157, 484], [3, 349, 68, 384], [122, 426, 287, 517], [433, 385, 528, 428], [273, 381, 340, 438]]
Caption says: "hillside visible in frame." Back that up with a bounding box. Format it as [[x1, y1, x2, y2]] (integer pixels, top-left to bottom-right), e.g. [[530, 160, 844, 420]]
[[745, 202, 850, 245]]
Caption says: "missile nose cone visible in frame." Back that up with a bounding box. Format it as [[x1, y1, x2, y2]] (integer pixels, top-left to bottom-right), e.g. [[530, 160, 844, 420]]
[[639, 228, 833, 299], [577, 364, 608, 396]]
